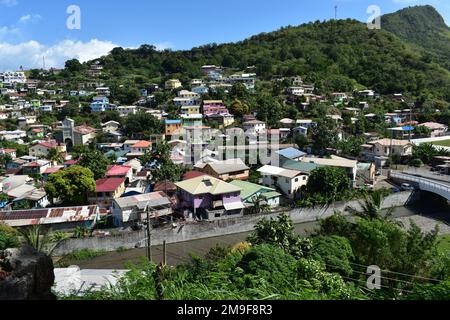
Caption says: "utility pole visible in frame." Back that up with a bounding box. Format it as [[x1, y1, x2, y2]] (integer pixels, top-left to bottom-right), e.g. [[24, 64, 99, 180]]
[[162, 241, 167, 266], [146, 205, 152, 262]]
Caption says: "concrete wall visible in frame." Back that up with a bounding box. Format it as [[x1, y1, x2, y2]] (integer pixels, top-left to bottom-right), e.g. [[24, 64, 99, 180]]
[[53, 191, 413, 256]]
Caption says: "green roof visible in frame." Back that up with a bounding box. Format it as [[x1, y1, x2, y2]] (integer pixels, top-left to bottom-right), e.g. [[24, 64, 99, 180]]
[[230, 180, 280, 202], [281, 159, 321, 173]]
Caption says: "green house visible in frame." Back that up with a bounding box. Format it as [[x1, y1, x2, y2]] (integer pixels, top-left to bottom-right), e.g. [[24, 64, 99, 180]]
[[230, 180, 281, 207]]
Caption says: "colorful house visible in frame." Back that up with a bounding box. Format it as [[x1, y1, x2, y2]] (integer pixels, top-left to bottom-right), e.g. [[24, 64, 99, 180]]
[[175, 175, 245, 220], [90, 96, 110, 113], [165, 119, 182, 136], [229, 180, 281, 207], [202, 100, 229, 116], [88, 178, 126, 209]]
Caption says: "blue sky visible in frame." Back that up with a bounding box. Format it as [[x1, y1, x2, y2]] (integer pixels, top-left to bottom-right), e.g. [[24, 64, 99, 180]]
[[0, 0, 449, 70]]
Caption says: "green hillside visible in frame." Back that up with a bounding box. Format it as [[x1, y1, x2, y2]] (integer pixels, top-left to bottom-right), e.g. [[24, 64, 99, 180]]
[[382, 5, 450, 71], [45, 6, 450, 102]]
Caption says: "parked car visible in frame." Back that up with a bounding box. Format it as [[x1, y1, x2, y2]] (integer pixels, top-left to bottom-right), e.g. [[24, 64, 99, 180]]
[[401, 183, 414, 191], [391, 187, 400, 193]]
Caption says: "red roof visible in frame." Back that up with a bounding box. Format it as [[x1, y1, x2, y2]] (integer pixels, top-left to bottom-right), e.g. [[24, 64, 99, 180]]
[[106, 165, 132, 177], [44, 167, 63, 175], [38, 140, 59, 149], [182, 171, 207, 181], [95, 178, 125, 192], [132, 141, 152, 148], [0, 149, 16, 153]]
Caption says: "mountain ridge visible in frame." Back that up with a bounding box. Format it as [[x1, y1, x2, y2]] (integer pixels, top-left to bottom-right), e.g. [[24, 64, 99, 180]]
[[45, 5, 450, 102]]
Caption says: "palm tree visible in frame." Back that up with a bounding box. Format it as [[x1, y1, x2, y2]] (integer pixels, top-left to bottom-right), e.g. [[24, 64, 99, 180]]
[[47, 148, 65, 165], [18, 225, 67, 256], [346, 190, 393, 220], [249, 194, 270, 215]]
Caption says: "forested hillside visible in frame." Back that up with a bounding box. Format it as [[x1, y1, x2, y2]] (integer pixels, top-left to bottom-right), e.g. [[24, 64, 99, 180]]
[[43, 5, 450, 101], [382, 5, 450, 71]]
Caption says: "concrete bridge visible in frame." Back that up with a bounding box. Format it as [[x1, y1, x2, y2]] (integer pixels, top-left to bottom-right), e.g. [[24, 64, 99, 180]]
[[390, 171, 450, 201]]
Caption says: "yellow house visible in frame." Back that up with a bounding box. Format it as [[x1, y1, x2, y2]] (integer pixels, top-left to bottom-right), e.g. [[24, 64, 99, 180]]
[[165, 79, 182, 90]]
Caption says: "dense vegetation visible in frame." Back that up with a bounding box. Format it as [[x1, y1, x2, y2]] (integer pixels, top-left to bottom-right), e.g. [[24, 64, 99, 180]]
[[62, 212, 450, 300], [39, 6, 450, 103], [382, 5, 450, 71]]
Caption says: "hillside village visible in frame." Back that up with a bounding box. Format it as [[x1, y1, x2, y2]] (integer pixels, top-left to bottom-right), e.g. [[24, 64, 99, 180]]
[[0, 60, 449, 234], [0, 2, 450, 302]]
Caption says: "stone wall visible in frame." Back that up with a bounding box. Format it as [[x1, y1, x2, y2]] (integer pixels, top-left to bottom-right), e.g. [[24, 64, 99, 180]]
[[53, 191, 414, 256]]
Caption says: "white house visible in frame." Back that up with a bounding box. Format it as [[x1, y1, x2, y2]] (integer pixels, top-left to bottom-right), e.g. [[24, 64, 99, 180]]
[[258, 165, 309, 199], [243, 120, 266, 134]]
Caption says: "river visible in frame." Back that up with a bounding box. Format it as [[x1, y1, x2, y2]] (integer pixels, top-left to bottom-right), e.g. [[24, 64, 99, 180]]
[[74, 199, 450, 270]]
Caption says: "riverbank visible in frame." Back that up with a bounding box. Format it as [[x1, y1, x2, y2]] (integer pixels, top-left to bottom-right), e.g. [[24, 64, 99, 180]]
[[53, 191, 414, 257]]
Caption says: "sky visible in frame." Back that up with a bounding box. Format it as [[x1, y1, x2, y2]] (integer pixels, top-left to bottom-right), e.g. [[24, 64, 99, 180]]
[[0, 0, 449, 71]]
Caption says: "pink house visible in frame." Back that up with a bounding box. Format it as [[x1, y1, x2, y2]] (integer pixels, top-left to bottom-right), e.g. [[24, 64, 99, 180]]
[[175, 175, 245, 220], [418, 122, 448, 137], [202, 100, 230, 116]]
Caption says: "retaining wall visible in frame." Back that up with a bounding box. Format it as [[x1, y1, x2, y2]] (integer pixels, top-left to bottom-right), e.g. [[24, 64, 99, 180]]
[[53, 191, 413, 256]]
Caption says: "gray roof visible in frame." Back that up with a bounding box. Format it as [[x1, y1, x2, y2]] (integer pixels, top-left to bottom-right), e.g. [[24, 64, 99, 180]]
[[113, 192, 172, 211], [204, 159, 249, 175]]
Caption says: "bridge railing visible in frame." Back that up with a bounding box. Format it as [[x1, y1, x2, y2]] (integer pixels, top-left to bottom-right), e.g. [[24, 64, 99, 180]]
[[402, 167, 450, 184], [391, 171, 450, 197]]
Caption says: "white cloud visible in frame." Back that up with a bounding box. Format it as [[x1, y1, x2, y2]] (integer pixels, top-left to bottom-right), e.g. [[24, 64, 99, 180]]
[[154, 42, 174, 51], [0, 39, 119, 71], [19, 14, 42, 24], [0, 0, 18, 7]]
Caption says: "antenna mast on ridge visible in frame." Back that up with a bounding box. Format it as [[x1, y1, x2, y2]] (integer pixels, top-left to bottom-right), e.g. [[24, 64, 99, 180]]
[[334, 5, 338, 20]]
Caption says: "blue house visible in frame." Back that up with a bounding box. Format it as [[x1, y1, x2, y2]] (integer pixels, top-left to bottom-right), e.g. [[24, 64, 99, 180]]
[[90, 96, 110, 113], [192, 86, 209, 95], [276, 147, 307, 161]]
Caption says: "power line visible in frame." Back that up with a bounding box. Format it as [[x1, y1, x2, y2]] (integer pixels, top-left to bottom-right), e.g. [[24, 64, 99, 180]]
[[346, 261, 442, 283]]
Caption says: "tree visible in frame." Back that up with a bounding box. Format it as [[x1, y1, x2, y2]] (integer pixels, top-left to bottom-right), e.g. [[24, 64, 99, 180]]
[[338, 136, 364, 157], [294, 133, 309, 150], [310, 236, 354, 277], [311, 118, 340, 154], [248, 214, 312, 259], [413, 143, 450, 164], [414, 125, 432, 138], [0, 153, 12, 171], [18, 225, 66, 255], [229, 100, 249, 117], [318, 214, 439, 292], [65, 59, 83, 73], [306, 167, 351, 203], [44, 165, 96, 205], [248, 194, 270, 215], [345, 190, 393, 220], [47, 148, 65, 165], [0, 222, 19, 250], [123, 112, 163, 139], [78, 150, 110, 180]]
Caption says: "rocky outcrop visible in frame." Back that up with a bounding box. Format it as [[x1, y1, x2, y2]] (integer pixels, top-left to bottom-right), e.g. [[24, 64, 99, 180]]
[[0, 246, 56, 300]]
